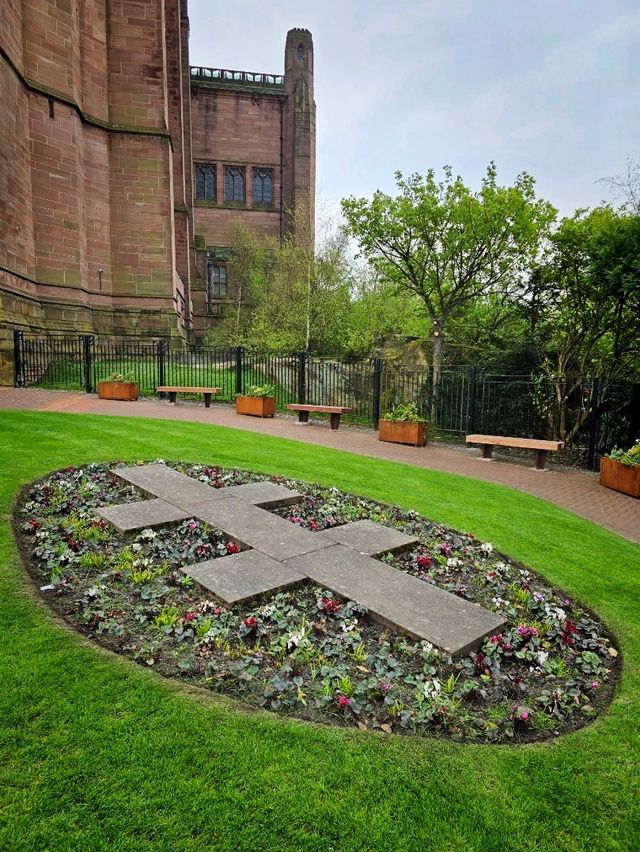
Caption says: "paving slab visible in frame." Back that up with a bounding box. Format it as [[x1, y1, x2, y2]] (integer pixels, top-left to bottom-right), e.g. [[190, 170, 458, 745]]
[[226, 481, 303, 508], [182, 496, 331, 561], [114, 464, 229, 507], [285, 545, 507, 657], [317, 519, 419, 556], [182, 550, 307, 605], [96, 499, 190, 532]]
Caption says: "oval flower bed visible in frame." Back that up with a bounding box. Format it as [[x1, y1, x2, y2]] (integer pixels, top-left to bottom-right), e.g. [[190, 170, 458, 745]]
[[16, 461, 620, 743]]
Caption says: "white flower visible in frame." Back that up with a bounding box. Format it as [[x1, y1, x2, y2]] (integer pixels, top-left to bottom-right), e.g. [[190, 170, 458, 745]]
[[131, 542, 142, 552], [260, 604, 275, 618], [537, 651, 549, 666], [286, 631, 305, 651], [422, 678, 442, 699], [447, 557, 461, 568], [139, 528, 156, 540], [481, 542, 493, 554]]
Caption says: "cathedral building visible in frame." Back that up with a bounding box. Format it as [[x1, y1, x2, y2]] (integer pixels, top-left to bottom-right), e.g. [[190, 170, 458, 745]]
[[0, 0, 315, 364]]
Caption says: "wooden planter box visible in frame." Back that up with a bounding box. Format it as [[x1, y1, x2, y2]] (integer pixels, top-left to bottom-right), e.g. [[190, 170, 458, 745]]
[[599, 456, 640, 498], [235, 395, 276, 418], [97, 381, 139, 401], [378, 419, 428, 447]]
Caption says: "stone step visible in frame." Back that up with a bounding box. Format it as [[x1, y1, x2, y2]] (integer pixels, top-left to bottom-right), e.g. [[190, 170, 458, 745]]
[[183, 496, 331, 561], [316, 519, 418, 556], [115, 464, 228, 506], [225, 481, 303, 509], [285, 545, 506, 657], [96, 498, 190, 532], [182, 550, 306, 605]]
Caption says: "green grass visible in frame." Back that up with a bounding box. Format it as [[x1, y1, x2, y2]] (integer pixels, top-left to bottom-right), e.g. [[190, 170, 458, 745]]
[[1, 409, 638, 851]]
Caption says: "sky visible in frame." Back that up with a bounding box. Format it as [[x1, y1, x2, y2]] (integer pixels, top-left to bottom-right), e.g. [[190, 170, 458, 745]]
[[188, 0, 639, 219]]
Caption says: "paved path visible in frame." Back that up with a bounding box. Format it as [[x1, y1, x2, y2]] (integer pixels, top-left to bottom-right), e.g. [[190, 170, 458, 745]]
[[1, 387, 638, 544]]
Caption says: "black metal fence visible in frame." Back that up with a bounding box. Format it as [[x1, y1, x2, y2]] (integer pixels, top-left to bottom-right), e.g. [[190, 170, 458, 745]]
[[12, 331, 639, 469]]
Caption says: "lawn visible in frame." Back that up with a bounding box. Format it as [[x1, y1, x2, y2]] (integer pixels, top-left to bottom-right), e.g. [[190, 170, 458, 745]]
[[1, 409, 638, 851]]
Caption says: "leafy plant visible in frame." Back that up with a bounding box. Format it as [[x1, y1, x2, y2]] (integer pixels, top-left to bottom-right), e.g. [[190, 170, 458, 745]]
[[104, 372, 136, 383], [607, 440, 640, 467], [381, 402, 426, 423], [244, 384, 276, 398]]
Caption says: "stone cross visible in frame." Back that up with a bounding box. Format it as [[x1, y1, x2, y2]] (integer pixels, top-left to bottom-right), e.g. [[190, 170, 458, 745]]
[[97, 464, 505, 657]]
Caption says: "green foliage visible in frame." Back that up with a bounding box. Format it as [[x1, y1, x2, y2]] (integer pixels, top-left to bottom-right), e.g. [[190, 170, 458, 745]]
[[608, 440, 640, 467], [382, 402, 425, 422], [342, 163, 556, 383], [104, 372, 136, 383], [244, 384, 275, 398]]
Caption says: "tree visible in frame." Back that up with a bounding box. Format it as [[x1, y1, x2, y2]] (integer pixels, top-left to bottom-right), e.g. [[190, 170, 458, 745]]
[[341, 164, 556, 389], [530, 207, 640, 440], [203, 207, 354, 356], [598, 158, 640, 214]]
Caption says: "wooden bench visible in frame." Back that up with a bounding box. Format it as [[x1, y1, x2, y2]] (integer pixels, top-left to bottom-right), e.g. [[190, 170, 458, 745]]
[[156, 386, 221, 408], [466, 434, 564, 470], [287, 403, 353, 431]]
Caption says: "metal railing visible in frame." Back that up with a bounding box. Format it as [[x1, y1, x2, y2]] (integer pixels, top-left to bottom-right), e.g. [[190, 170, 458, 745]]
[[190, 67, 284, 88], [11, 331, 639, 470]]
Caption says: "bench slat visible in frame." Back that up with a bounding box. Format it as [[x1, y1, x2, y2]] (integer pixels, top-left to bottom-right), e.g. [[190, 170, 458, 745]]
[[157, 386, 221, 394], [466, 434, 563, 451], [287, 404, 353, 414]]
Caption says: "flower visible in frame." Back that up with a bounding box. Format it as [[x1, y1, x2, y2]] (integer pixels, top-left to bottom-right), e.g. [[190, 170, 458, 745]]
[[417, 552, 433, 568], [320, 596, 340, 615], [243, 616, 257, 630], [517, 625, 539, 640], [440, 542, 452, 557], [188, 520, 199, 530], [184, 611, 196, 622], [226, 541, 240, 554], [336, 695, 351, 708], [480, 542, 493, 554]]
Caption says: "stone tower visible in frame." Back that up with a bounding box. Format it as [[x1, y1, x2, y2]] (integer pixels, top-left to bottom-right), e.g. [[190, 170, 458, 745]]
[[283, 29, 316, 242]]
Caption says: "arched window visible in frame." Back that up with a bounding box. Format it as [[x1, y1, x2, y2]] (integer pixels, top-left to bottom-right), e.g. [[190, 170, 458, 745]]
[[224, 166, 245, 203], [195, 164, 215, 200], [208, 263, 227, 299], [253, 168, 273, 205]]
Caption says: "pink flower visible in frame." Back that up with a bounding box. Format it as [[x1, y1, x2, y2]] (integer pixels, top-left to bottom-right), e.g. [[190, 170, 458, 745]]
[[184, 611, 196, 622], [520, 710, 529, 721], [591, 681, 600, 690], [490, 634, 502, 644], [188, 520, 198, 530], [226, 541, 240, 554], [380, 682, 392, 694], [321, 596, 340, 614], [243, 616, 257, 630], [440, 542, 452, 557], [336, 695, 351, 708]]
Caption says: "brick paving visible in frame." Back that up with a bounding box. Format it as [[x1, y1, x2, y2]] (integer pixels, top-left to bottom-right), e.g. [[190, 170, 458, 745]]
[[1, 387, 638, 544]]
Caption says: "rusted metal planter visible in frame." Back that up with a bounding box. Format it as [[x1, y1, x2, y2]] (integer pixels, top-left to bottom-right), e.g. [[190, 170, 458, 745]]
[[378, 419, 428, 447], [599, 456, 640, 498], [236, 395, 276, 418], [97, 381, 139, 401]]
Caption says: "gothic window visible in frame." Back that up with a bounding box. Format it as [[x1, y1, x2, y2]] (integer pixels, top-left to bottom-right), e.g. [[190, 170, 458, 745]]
[[253, 168, 273, 205], [195, 164, 216, 200], [224, 166, 245, 203], [296, 43, 305, 61], [208, 263, 228, 299]]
